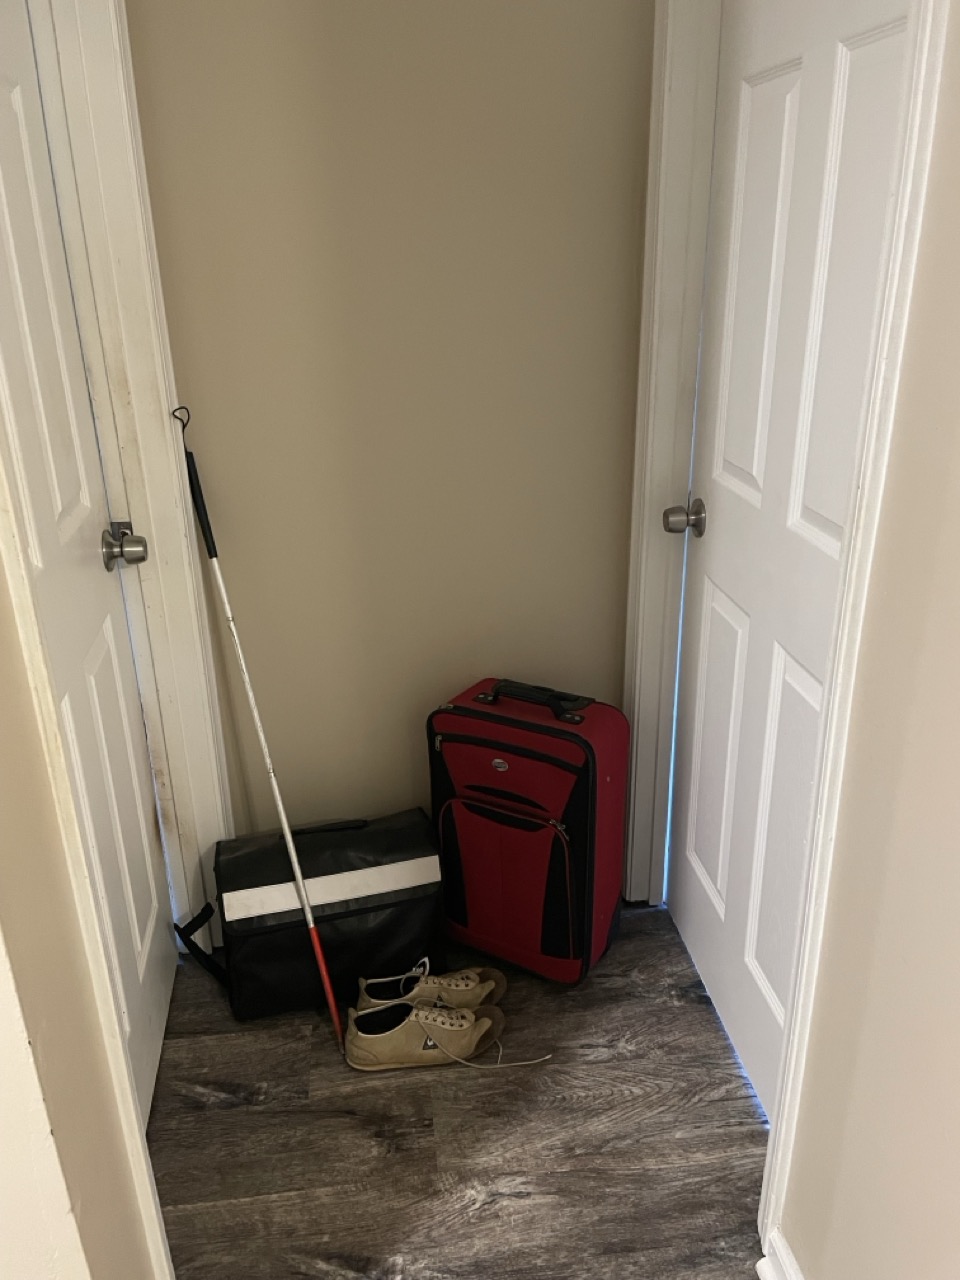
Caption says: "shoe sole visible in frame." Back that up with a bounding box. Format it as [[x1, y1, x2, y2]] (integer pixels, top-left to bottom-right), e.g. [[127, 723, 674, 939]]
[[345, 1004, 505, 1072]]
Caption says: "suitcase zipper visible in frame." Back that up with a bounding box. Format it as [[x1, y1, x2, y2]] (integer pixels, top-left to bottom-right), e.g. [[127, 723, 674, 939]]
[[433, 732, 581, 774]]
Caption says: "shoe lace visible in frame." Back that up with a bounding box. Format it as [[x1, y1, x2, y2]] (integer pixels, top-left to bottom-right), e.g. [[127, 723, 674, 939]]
[[411, 1001, 551, 1070], [412, 1003, 470, 1031], [428, 1035, 552, 1071], [364, 956, 430, 999], [421, 970, 474, 991], [390, 958, 476, 997]]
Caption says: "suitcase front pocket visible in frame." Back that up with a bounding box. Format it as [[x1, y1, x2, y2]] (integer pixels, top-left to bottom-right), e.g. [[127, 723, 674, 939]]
[[439, 798, 577, 961]]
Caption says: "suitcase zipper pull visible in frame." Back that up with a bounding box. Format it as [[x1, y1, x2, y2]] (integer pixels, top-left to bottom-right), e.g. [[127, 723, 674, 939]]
[[434, 734, 442, 751], [549, 819, 567, 834]]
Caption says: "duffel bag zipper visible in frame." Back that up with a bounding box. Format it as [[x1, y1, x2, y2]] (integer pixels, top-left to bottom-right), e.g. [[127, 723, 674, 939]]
[[439, 797, 575, 960]]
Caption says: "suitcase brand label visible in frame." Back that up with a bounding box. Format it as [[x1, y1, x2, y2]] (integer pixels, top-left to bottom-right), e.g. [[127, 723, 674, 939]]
[[492, 758, 509, 772]]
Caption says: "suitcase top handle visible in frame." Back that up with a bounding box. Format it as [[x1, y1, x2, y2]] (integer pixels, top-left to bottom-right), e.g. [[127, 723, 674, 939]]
[[474, 679, 594, 724]]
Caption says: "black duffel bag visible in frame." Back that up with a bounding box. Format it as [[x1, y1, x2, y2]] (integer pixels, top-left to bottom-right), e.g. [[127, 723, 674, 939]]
[[174, 808, 445, 1020]]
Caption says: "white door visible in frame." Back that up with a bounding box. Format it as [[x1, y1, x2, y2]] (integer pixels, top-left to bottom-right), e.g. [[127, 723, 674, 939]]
[[669, 0, 918, 1113], [0, 0, 176, 1114]]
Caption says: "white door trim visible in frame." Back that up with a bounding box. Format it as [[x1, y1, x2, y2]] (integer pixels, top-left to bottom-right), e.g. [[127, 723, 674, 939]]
[[31, 0, 234, 930], [625, 0, 951, 1263], [622, 0, 721, 904], [756, 1229, 805, 1280]]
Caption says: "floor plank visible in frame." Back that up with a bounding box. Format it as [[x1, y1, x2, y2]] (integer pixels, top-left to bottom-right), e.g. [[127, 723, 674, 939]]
[[148, 908, 766, 1278]]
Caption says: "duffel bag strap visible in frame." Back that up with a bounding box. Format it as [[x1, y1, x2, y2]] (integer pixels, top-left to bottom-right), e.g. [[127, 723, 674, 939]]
[[174, 902, 228, 987]]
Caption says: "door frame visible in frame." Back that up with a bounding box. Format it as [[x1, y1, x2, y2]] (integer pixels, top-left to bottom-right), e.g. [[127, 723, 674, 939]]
[[623, 0, 951, 1267], [622, 0, 722, 906]]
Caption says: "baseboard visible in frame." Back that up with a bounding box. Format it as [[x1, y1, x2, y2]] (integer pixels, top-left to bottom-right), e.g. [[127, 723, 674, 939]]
[[757, 1228, 805, 1280]]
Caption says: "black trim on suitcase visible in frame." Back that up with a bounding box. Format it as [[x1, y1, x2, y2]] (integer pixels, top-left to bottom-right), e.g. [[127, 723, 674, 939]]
[[437, 802, 469, 926], [541, 833, 576, 959], [460, 801, 545, 832], [559, 764, 592, 962], [463, 783, 549, 811]]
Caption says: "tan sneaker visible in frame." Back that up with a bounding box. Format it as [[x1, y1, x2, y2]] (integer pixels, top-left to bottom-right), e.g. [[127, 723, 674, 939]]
[[357, 959, 507, 1012], [345, 1000, 505, 1072]]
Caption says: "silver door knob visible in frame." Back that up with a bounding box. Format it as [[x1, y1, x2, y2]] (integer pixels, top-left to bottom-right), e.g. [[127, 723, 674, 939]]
[[662, 497, 706, 537], [102, 523, 149, 571]]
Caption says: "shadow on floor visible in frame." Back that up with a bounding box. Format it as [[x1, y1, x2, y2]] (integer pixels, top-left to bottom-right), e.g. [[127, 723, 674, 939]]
[[147, 907, 767, 1279]]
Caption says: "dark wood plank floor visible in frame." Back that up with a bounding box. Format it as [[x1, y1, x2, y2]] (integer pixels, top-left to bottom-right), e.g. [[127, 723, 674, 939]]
[[147, 908, 767, 1279]]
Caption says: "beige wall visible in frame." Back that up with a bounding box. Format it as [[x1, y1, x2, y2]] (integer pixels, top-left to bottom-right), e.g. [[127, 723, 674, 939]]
[[781, 13, 960, 1279], [0, 558, 157, 1276], [125, 0, 654, 831]]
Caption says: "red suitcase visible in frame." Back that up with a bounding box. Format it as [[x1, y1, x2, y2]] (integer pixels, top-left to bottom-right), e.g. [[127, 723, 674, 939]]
[[427, 678, 630, 982]]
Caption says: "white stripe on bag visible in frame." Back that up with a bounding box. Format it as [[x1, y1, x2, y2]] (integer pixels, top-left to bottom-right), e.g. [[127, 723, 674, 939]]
[[221, 854, 441, 923]]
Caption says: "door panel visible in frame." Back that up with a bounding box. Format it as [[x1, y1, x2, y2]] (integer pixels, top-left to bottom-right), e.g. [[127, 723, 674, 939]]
[[0, 0, 175, 1115], [714, 65, 799, 504], [670, 0, 913, 1113], [684, 577, 748, 916], [745, 645, 822, 1022], [789, 26, 908, 553]]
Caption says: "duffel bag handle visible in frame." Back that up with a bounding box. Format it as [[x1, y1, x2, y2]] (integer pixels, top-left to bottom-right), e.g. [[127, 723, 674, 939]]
[[174, 902, 228, 987], [475, 679, 593, 724]]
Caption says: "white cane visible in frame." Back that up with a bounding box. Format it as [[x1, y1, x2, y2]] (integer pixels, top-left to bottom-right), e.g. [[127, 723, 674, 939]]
[[175, 407, 344, 1049]]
